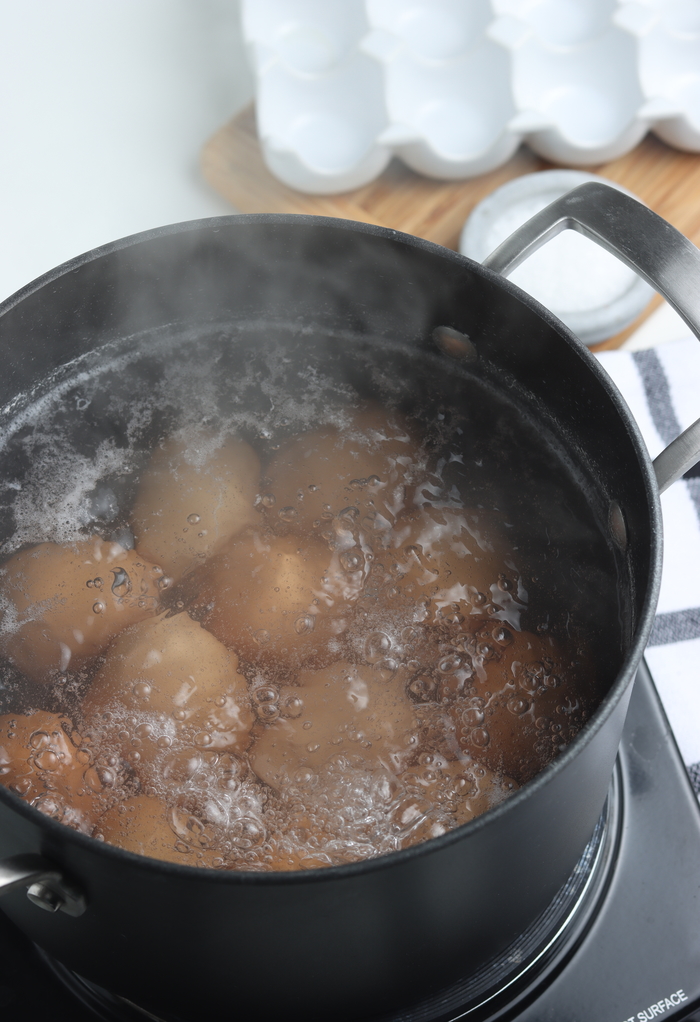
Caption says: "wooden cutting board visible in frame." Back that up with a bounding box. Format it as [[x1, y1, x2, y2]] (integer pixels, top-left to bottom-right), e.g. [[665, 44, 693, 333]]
[[201, 105, 700, 351]]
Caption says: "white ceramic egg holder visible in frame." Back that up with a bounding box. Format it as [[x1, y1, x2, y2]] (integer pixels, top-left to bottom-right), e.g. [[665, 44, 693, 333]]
[[241, 0, 700, 194]]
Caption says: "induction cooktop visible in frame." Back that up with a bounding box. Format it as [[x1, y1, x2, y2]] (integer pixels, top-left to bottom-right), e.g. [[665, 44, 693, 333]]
[[1, 661, 700, 1022]]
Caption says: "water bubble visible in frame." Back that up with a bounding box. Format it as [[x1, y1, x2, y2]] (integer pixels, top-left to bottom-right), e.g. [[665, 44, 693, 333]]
[[408, 676, 437, 702], [350, 478, 367, 490], [294, 615, 315, 636], [84, 765, 115, 791], [279, 506, 298, 523], [111, 567, 131, 597], [282, 695, 304, 718], [32, 794, 65, 819], [157, 575, 173, 591], [229, 817, 265, 848], [194, 732, 213, 748], [187, 513, 201, 525], [517, 662, 545, 695], [29, 730, 50, 751], [339, 506, 360, 521], [507, 697, 530, 716], [256, 703, 280, 722], [10, 778, 32, 797], [339, 549, 364, 572], [157, 736, 172, 749], [364, 631, 391, 663], [476, 642, 498, 662], [470, 727, 490, 748], [253, 686, 279, 704], [462, 707, 484, 727], [34, 750, 59, 772], [390, 797, 429, 830], [439, 606, 464, 625], [219, 755, 247, 790], [498, 575, 514, 592], [471, 591, 487, 606], [438, 654, 462, 675], [169, 808, 216, 849], [367, 475, 381, 487], [253, 629, 271, 646], [492, 626, 513, 646], [163, 750, 202, 784], [373, 658, 398, 682], [558, 696, 581, 716], [306, 743, 320, 754]]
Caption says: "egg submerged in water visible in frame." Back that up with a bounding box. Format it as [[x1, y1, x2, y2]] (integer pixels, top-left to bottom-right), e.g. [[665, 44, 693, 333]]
[[185, 527, 361, 670], [249, 659, 417, 790], [0, 538, 164, 683], [263, 403, 426, 534], [131, 433, 261, 581], [81, 611, 254, 767]]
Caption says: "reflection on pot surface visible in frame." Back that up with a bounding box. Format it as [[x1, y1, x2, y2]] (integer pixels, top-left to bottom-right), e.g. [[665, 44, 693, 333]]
[[0, 325, 614, 870]]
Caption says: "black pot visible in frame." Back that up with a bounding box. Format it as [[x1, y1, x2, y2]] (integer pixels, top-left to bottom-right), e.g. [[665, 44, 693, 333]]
[[0, 184, 697, 1021]]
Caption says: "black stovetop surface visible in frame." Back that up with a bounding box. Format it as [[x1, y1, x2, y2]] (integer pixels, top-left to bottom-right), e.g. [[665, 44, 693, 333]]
[[2, 662, 700, 1022]]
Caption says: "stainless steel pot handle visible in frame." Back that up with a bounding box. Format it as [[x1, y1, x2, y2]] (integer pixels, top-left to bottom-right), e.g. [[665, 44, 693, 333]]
[[0, 853, 86, 916], [483, 181, 700, 495]]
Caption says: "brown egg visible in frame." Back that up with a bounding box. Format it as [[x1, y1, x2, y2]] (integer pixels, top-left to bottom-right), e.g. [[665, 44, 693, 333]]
[[131, 433, 260, 580], [190, 528, 359, 670], [94, 795, 197, 864], [0, 711, 103, 831], [386, 506, 522, 627], [249, 660, 416, 790], [263, 403, 425, 534], [81, 612, 253, 765], [0, 538, 163, 683], [449, 627, 592, 783]]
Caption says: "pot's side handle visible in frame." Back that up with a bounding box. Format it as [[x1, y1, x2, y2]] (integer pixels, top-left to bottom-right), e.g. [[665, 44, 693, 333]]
[[483, 181, 700, 494], [0, 853, 86, 916]]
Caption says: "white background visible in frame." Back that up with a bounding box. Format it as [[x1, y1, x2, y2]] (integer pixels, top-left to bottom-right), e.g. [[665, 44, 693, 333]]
[[0, 0, 253, 304]]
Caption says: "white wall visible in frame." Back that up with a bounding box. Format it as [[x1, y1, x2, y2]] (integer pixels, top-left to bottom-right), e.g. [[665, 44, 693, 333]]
[[0, 0, 253, 302]]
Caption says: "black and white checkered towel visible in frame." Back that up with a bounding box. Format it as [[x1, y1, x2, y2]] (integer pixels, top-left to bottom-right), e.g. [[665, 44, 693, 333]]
[[597, 337, 700, 795]]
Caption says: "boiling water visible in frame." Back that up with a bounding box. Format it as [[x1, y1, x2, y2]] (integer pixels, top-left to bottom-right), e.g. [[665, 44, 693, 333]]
[[0, 323, 619, 871]]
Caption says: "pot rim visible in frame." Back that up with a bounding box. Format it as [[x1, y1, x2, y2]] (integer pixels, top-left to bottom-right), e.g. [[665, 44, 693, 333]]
[[0, 213, 663, 884]]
